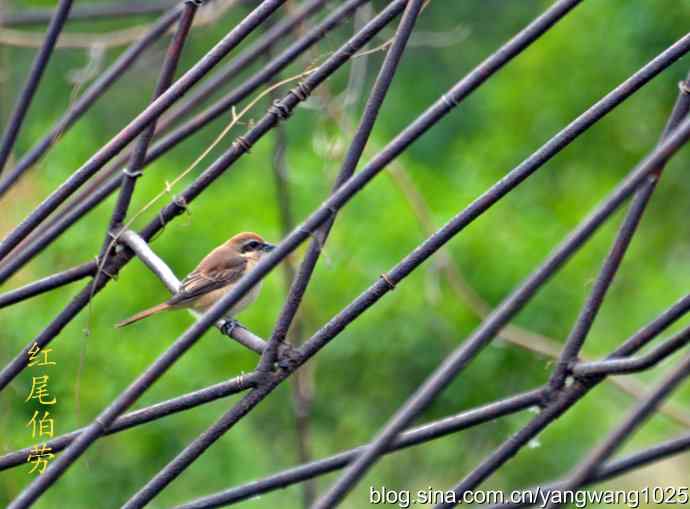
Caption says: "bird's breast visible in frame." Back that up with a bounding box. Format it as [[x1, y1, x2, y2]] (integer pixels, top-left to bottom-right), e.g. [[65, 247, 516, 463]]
[[228, 280, 262, 316], [190, 280, 262, 318]]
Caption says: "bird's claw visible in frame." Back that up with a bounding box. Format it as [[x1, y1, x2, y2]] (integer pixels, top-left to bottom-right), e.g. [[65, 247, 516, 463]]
[[221, 319, 240, 336]]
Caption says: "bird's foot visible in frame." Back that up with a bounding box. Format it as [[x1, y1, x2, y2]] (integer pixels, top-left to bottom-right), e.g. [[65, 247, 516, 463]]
[[221, 319, 241, 336]]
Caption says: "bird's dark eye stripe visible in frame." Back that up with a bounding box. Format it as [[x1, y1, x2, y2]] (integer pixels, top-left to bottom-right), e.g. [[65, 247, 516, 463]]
[[242, 240, 261, 252]]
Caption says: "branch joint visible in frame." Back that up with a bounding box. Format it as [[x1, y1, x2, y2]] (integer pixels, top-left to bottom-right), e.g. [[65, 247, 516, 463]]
[[380, 272, 396, 290], [233, 135, 252, 153], [269, 100, 292, 121], [289, 81, 312, 102]]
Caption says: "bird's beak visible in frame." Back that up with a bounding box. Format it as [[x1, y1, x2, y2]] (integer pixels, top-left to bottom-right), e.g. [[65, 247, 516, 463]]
[[262, 242, 276, 252]]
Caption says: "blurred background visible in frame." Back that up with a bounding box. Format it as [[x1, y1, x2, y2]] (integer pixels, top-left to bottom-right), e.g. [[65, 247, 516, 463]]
[[1, 0, 690, 507]]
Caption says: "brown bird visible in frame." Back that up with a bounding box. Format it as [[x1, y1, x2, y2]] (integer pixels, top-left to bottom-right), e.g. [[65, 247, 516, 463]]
[[116, 232, 275, 328]]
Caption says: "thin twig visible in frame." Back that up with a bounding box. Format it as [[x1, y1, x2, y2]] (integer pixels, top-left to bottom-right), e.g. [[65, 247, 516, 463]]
[[0, 0, 401, 400], [93, 0, 198, 314], [119, 69, 315, 234], [0, 0, 336, 280]]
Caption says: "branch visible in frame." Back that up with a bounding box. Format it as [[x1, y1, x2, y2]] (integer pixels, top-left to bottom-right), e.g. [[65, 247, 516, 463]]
[[0, 0, 73, 175], [0, 1, 239, 49], [385, 155, 690, 428], [258, 0, 423, 371], [544, 352, 690, 509], [0, 262, 95, 308], [3, 6, 405, 505], [572, 324, 690, 377], [172, 389, 546, 508], [436, 291, 690, 507], [119, 230, 268, 353], [548, 71, 690, 392], [95, 0, 197, 304], [0, 0, 287, 264], [0, 372, 260, 472], [0, 3, 184, 197], [0, 1, 178, 27], [0, 0, 358, 282]]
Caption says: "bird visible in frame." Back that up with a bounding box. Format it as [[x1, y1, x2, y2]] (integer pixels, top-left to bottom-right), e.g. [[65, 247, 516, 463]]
[[116, 232, 275, 328]]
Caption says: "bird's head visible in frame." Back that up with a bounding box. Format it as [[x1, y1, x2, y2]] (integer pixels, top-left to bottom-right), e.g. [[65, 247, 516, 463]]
[[226, 232, 275, 261]]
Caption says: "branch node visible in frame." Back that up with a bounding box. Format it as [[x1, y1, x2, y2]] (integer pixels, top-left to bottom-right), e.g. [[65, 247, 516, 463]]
[[341, 41, 357, 59], [220, 319, 239, 336], [289, 81, 312, 102], [269, 99, 292, 121], [173, 195, 188, 211], [233, 135, 252, 153], [380, 272, 396, 290], [253, 369, 275, 387], [158, 210, 169, 232]]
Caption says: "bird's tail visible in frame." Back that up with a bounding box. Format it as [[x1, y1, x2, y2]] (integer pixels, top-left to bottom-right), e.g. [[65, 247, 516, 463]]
[[116, 303, 170, 328]]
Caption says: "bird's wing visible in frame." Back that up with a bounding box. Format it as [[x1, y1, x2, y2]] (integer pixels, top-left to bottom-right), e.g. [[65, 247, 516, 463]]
[[168, 247, 247, 307]]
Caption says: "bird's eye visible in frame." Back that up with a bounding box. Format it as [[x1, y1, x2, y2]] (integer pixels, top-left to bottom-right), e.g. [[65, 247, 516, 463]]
[[243, 240, 261, 252]]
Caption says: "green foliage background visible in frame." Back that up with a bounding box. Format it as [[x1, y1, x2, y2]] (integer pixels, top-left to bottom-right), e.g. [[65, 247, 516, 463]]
[[2, 1, 690, 507]]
